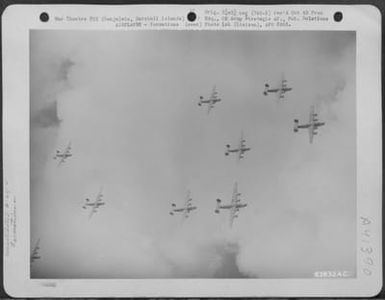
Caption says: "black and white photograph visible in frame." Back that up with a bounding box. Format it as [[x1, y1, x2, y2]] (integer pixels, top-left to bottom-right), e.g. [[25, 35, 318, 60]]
[[30, 29, 357, 279]]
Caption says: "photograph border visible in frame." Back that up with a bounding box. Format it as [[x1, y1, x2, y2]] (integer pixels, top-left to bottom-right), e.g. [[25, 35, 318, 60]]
[[2, 2, 383, 298]]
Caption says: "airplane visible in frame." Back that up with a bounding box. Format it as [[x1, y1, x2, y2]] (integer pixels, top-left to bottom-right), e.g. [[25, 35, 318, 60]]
[[215, 182, 247, 228], [225, 132, 251, 161], [30, 238, 41, 263], [263, 74, 292, 100], [198, 85, 221, 114], [82, 187, 105, 219], [53, 141, 72, 166], [294, 105, 326, 144], [169, 190, 197, 218]]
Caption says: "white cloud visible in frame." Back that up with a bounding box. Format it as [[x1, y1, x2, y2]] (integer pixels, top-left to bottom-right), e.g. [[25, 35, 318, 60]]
[[30, 30, 356, 278]]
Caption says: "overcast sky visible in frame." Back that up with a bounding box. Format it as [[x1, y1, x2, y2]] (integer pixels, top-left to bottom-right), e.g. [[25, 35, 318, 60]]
[[30, 30, 356, 278]]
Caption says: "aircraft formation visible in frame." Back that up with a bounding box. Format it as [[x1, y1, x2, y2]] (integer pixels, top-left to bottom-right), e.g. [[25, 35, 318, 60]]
[[170, 74, 326, 226], [32, 74, 326, 263]]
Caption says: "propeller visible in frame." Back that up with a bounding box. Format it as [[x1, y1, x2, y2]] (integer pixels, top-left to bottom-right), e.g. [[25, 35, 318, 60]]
[[215, 199, 221, 214]]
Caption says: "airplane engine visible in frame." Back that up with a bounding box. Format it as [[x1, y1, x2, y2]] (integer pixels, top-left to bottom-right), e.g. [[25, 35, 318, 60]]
[[169, 212, 174, 216], [215, 199, 221, 213], [263, 91, 268, 96], [226, 144, 230, 148], [171, 203, 176, 207], [294, 119, 299, 132], [198, 102, 202, 106], [225, 152, 229, 156], [265, 83, 269, 88]]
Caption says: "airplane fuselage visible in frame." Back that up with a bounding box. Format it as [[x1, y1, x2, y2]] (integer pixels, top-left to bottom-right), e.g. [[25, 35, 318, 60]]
[[199, 98, 221, 104], [296, 121, 325, 130], [227, 147, 250, 153], [173, 206, 197, 212], [219, 203, 247, 210], [265, 87, 292, 94], [56, 153, 72, 158]]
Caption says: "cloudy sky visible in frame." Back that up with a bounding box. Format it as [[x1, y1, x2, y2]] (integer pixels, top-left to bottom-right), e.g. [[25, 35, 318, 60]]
[[30, 30, 356, 278]]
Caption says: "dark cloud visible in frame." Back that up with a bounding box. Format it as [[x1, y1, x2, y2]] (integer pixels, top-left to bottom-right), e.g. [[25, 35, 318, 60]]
[[316, 79, 346, 121], [214, 243, 248, 278], [56, 58, 75, 82], [31, 100, 61, 128], [316, 79, 346, 105]]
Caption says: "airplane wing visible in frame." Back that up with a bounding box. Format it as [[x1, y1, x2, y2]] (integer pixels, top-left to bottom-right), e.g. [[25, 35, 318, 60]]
[[231, 182, 239, 205], [308, 106, 315, 143], [95, 187, 103, 203], [183, 190, 191, 218], [309, 105, 315, 123], [237, 132, 244, 161], [88, 205, 97, 219], [278, 73, 285, 99], [184, 190, 191, 207], [225, 183, 239, 227], [64, 141, 72, 154], [210, 85, 218, 100]]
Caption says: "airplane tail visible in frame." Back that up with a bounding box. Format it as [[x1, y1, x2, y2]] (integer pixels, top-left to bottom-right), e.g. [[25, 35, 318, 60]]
[[294, 119, 299, 132], [215, 199, 221, 213], [198, 96, 203, 106], [225, 145, 231, 156], [263, 83, 269, 95]]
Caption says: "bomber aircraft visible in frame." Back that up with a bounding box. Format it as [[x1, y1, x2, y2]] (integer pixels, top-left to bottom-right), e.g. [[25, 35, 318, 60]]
[[294, 105, 325, 143], [198, 85, 221, 114], [54, 141, 72, 166], [170, 190, 197, 218], [30, 238, 41, 263], [263, 74, 292, 100], [82, 188, 105, 219], [215, 182, 247, 227], [225, 132, 251, 161]]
